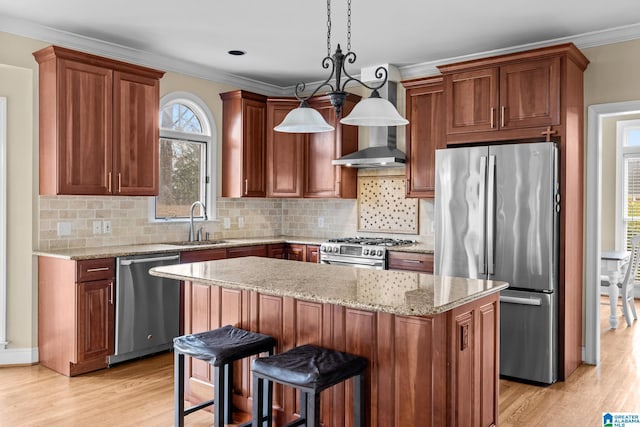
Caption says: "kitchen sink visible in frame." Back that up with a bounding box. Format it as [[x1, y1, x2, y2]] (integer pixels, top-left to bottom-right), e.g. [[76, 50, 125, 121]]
[[168, 240, 227, 246]]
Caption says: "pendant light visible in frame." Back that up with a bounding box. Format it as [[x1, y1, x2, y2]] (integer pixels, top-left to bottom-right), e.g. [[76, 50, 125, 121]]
[[274, 0, 408, 133]]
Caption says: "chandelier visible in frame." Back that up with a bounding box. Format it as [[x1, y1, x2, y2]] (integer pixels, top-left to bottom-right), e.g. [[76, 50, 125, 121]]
[[274, 0, 409, 133]]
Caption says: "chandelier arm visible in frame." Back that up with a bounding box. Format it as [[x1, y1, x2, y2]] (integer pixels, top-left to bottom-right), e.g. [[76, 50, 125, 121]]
[[294, 56, 337, 101], [338, 64, 389, 93]]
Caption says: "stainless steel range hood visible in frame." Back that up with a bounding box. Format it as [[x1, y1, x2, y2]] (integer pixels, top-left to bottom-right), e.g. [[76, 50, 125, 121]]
[[332, 74, 406, 168]]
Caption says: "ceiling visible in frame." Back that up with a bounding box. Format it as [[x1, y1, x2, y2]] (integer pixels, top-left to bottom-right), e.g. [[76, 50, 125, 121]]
[[1, 0, 640, 94]]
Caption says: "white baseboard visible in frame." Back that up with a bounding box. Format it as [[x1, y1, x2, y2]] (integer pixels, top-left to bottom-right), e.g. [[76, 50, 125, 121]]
[[0, 347, 38, 365]]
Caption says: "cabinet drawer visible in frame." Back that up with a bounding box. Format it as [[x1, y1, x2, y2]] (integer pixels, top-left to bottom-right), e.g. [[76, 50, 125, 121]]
[[77, 258, 115, 282], [180, 248, 227, 263], [387, 251, 433, 273]]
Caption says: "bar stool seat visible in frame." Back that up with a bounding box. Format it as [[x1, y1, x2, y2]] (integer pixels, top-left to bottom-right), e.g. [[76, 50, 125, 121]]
[[174, 325, 275, 427], [251, 344, 367, 427]]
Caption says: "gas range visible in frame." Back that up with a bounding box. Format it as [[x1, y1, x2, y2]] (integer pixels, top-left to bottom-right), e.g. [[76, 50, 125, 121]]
[[319, 237, 415, 269]]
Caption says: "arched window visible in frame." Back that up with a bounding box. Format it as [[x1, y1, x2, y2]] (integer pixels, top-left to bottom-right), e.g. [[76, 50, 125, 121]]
[[154, 92, 216, 220]]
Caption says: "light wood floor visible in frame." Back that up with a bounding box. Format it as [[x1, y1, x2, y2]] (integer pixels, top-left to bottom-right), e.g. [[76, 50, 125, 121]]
[[1, 300, 639, 427]]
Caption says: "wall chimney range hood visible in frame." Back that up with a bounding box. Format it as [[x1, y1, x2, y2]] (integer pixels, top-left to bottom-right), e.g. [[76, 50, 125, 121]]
[[332, 70, 407, 169]]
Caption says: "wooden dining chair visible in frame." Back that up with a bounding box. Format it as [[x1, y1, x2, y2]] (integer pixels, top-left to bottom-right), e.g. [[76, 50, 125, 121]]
[[614, 235, 640, 326]]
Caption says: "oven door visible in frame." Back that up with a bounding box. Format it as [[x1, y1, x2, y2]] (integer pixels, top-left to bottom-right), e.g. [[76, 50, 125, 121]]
[[320, 254, 385, 269]]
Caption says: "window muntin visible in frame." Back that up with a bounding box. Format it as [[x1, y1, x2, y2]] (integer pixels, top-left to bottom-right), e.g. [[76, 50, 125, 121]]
[[154, 93, 214, 221]]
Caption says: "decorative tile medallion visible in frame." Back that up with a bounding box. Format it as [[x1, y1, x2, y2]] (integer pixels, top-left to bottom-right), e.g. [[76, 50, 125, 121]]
[[357, 176, 418, 234]]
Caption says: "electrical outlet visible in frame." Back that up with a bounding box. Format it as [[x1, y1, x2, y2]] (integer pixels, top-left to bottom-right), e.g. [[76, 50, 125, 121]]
[[57, 222, 72, 237], [92, 221, 102, 234], [223, 218, 231, 229], [238, 216, 245, 228], [103, 220, 112, 234], [318, 217, 325, 228]]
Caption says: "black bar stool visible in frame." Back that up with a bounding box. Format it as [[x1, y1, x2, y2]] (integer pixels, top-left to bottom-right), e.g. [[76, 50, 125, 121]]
[[251, 344, 367, 427], [173, 325, 276, 427]]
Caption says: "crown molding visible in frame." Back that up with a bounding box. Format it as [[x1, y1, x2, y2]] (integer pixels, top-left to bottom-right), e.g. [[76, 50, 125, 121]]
[[399, 22, 640, 80], [2, 13, 640, 92], [0, 14, 289, 96]]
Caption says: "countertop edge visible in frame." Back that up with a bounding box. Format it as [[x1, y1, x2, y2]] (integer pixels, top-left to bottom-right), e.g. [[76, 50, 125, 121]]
[[34, 236, 433, 260], [149, 263, 506, 316]]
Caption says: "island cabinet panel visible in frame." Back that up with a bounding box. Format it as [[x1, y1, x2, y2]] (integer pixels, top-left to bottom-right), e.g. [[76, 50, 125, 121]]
[[181, 281, 499, 426], [447, 296, 499, 427]]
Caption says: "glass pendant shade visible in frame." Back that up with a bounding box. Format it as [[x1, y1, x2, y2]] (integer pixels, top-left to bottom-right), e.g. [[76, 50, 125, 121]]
[[274, 104, 335, 133], [340, 95, 409, 127]]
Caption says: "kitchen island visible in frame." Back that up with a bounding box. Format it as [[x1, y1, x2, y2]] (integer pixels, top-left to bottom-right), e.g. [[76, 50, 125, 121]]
[[151, 257, 508, 427]]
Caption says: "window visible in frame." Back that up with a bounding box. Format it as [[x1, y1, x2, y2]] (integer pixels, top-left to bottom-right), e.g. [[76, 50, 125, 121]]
[[154, 92, 216, 220], [617, 120, 640, 252]]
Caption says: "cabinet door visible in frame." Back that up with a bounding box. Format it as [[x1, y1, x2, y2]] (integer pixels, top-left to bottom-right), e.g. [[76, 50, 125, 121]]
[[304, 101, 338, 197], [267, 244, 286, 259], [57, 59, 113, 195], [243, 98, 267, 197], [405, 79, 445, 198], [499, 57, 560, 130], [76, 279, 114, 363], [113, 71, 160, 195], [286, 244, 306, 261], [306, 245, 320, 263], [227, 245, 268, 258], [445, 67, 499, 135], [267, 100, 304, 197]]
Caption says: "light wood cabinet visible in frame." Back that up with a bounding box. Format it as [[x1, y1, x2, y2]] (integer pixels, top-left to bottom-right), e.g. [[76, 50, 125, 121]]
[[402, 76, 445, 198], [220, 90, 268, 197], [387, 251, 433, 273], [265, 94, 360, 199], [33, 46, 164, 196], [38, 256, 115, 376]]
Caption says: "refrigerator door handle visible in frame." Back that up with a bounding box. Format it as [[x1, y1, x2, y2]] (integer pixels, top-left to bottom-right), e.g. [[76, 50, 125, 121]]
[[487, 155, 496, 275], [479, 155, 488, 275], [500, 295, 543, 306]]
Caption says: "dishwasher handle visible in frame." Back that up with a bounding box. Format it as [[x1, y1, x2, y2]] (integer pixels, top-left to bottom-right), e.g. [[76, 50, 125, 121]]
[[500, 295, 542, 306], [119, 254, 180, 266]]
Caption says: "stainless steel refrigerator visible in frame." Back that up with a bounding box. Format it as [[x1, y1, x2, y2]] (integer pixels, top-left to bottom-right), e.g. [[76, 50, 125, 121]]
[[434, 142, 559, 384]]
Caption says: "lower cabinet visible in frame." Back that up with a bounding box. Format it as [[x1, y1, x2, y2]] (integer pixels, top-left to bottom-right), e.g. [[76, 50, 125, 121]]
[[38, 256, 115, 376], [181, 283, 499, 426], [285, 244, 320, 263], [387, 251, 434, 273]]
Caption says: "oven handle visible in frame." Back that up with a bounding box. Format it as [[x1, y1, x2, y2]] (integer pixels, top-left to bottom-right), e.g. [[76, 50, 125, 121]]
[[321, 259, 384, 268]]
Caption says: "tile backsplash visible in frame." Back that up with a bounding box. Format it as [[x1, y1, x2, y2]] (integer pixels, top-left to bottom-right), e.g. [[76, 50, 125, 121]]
[[38, 185, 435, 250]]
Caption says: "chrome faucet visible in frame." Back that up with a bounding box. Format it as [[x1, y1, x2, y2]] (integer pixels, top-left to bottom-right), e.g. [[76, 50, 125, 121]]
[[189, 201, 207, 242]]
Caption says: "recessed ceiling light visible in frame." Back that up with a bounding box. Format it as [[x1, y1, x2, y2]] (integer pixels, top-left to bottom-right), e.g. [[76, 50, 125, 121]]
[[228, 50, 246, 56]]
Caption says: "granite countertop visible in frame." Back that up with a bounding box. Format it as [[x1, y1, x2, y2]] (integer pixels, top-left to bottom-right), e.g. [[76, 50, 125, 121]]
[[33, 236, 327, 260], [34, 236, 432, 260], [150, 256, 507, 316]]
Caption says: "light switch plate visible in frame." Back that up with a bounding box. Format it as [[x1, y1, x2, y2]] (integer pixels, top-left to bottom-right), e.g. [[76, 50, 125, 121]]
[[223, 218, 231, 229], [92, 221, 102, 234], [103, 220, 112, 234], [57, 222, 72, 236], [318, 217, 325, 228], [238, 216, 244, 228]]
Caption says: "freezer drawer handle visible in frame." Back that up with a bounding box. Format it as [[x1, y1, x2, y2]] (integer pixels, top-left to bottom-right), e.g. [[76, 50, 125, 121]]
[[500, 295, 542, 306], [119, 255, 180, 266]]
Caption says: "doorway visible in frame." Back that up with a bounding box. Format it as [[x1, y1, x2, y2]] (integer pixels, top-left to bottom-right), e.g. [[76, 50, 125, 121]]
[[585, 100, 640, 365]]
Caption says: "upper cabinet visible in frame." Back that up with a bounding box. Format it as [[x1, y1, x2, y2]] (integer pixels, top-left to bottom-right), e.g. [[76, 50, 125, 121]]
[[33, 46, 164, 196], [220, 90, 268, 198], [437, 44, 585, 145], [252, 92, 360, 199], [402, 76, 445, 198]]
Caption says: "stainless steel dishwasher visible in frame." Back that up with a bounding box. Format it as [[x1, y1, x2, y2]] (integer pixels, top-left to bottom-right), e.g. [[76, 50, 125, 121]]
[[108, 252, 180, 365]]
